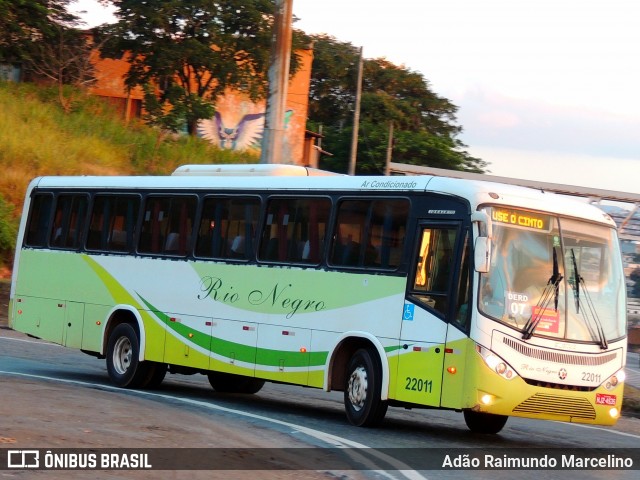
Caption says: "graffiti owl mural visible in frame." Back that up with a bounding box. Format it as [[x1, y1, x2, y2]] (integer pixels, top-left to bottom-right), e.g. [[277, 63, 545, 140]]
[[198, 110, 294, 151]]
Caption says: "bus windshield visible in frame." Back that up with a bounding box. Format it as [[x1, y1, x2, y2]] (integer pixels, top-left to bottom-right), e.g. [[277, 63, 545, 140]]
[[479, 207, 626, 344]]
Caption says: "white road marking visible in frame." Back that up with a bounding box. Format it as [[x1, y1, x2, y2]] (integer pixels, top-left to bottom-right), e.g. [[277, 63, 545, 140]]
[[0, 369, 427, 480], [553, 421, 640, 440], [3, 335, 640, 465], [0, 336, 64, 347]]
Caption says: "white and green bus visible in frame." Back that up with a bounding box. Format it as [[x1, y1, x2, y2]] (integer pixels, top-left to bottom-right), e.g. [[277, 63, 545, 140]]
[[9, 164, 628, 434]]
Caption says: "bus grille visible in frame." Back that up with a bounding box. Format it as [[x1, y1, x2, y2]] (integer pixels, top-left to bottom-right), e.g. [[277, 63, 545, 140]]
[[502, 337, 617, 366], [513, 393, 596, 420], [522, 378, 595, 392]]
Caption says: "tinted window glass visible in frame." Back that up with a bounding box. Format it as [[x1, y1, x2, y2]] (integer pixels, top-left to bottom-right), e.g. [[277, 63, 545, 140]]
[[138, 196, 197, 256], [453, 232, 471, 328], [330, 198, 409, 269], [25, 193, 54, 247], [87, 195, 140, 252], [50, 194, 88, 249], [259, 198, 331, 264], [411, 226, 457, 316], [195, 197, 260, 260]]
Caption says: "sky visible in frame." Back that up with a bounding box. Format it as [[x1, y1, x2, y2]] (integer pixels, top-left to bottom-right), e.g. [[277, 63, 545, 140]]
[[70, 0, 640, 196]]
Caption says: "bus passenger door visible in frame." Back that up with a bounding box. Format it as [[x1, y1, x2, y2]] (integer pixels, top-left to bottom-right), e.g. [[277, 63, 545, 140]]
[[440, 230, 472, 410], [394, 223, 460, 407]]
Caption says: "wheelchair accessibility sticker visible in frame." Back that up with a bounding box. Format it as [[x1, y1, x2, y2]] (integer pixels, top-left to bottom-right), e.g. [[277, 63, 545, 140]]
[[403, 303, 415, 321]]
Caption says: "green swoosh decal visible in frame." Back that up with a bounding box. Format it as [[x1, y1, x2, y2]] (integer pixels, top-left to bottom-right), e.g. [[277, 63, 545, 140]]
[[137, 293, 328, 368]]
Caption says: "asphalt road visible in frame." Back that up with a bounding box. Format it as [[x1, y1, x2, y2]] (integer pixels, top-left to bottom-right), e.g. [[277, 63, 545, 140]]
[[1, 327, 640, 480]]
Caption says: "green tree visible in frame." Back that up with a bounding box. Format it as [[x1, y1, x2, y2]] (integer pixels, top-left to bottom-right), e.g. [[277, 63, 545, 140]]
[[308, 35, 485, 174], [0, 1, 94, 111], [0, 1, 77, 64], [24, 24, 101, 112], [100, 0, 302, 135]]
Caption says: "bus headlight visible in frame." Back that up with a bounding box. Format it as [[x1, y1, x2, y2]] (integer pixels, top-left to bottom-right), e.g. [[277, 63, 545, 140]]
[[476, 344, 518, 380], [605, 369, 625, 390]]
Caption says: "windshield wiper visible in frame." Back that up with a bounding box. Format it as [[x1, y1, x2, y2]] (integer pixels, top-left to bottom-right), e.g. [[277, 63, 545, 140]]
[[522, 247, 563, 340], [570, 249, 608, 350]]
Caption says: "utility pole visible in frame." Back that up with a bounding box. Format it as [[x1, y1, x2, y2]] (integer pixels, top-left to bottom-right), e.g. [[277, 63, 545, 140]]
[[260, 0, 294, 164], [384, 121, 394, 176], [348, 46, 363, 176]]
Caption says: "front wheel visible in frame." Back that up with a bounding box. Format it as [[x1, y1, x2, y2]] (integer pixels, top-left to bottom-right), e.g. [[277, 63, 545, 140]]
[[344, 348, 388, 427], [463, 410, 508, 434], [106, 323, 150, 388]]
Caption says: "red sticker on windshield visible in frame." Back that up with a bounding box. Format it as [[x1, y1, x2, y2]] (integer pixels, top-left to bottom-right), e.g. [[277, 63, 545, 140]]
[[532, 306, 560, 333]]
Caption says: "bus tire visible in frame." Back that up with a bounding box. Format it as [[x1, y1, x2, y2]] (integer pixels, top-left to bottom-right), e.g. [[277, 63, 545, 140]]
[[106, 323, 150, 388], [142, 362, 167, 389], [344, 347, 388, 427], [463, 410, 508, 434], [207, 372, 265, 394]]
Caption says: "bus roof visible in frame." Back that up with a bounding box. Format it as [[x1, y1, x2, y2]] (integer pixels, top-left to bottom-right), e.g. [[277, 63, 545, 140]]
[[172, 164, 341, 177], [29, 166, 615, 227]]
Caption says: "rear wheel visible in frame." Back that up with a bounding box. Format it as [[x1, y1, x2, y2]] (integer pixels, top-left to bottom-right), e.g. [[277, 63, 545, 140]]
[[344, 348, 388, 427], [106, 323, 150, 388], [463, 410, 508, 434], [207, 372, 265, 394], [142, 362, 167, 389]]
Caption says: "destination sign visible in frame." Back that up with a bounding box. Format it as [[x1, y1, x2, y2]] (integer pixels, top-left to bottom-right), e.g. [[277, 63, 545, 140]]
[[491, 208, 551, 231]]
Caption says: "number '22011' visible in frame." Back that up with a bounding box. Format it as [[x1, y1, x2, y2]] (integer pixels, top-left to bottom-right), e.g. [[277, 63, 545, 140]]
[[582, 372, 602, 383], [405, 377, 433, 393]]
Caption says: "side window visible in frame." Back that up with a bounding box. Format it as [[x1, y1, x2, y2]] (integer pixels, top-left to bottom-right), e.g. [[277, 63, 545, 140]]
[[87, 195, 140, 252], [195, 197, 260, 260], [25, 193, 54, 247], [258, 197, 331, 264], [50, 194, 88, 249], [410, 226, 457, 316], [453, 232, 471, 328], [138, 196, 197, 256], [330, 198, 409, 269]]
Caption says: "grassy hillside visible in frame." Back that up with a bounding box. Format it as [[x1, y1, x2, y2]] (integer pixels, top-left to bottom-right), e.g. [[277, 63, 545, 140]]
[[0, 81, 258, 273]]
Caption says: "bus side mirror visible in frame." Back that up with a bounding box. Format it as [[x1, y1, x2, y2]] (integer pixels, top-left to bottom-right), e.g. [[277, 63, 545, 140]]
[[474, 237, 491, 273]]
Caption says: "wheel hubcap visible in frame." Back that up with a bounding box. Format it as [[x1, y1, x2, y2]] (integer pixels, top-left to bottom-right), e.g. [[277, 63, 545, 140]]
[[113, 336, 132, 375], [347, 365, 368, 411]]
